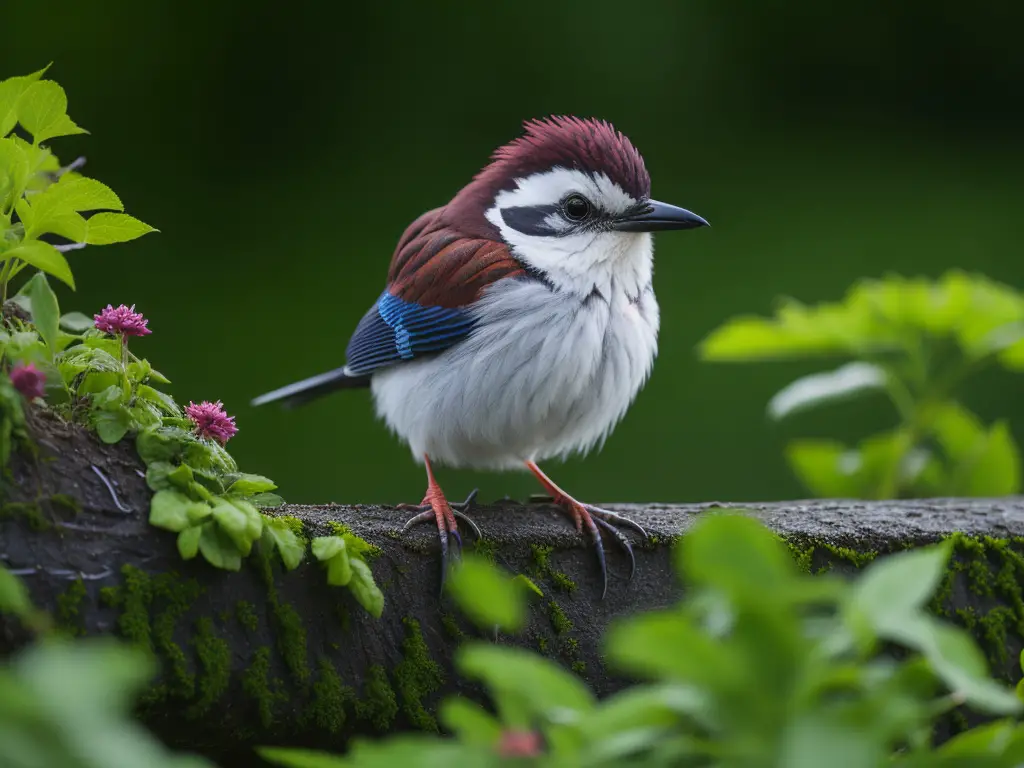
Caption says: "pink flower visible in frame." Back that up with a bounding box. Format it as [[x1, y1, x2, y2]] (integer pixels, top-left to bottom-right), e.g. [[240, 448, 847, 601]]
[[185, 400, 238, 444], [496, 730, 543, 758], [93, 304, 151, 338], [10, 363, 45, 400]]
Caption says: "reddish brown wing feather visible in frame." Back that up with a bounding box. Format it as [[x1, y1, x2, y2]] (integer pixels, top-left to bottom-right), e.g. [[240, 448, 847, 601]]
[[387, 208, 526, 309]]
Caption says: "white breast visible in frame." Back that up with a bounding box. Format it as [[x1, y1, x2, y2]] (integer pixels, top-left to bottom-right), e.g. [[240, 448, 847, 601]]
[[370, 277, 659, 471]]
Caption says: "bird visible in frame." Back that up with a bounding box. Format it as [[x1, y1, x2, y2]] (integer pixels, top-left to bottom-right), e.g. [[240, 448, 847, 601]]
[[252, 116, 709, 597]]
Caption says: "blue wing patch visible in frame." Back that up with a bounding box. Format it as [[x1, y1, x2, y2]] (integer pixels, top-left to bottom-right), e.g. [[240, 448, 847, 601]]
[[344, 291, 475, 376]]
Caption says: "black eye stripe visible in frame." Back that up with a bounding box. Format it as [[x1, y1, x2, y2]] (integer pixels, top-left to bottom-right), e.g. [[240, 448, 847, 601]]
[[500, 205, 561, 236]]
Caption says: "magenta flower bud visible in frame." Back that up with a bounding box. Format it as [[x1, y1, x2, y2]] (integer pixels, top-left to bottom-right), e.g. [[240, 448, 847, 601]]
[[185, 400, 238, 444], [93, 304, 152, 337], [10, 363, 45, 400]]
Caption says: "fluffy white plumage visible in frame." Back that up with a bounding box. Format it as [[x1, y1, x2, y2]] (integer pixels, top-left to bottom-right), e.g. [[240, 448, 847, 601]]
[[372, 168, 659, 470]]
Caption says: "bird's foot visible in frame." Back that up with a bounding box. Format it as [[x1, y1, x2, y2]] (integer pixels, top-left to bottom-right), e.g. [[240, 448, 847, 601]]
[[526, 461, 647, 599], [398, 487, 481, 592]]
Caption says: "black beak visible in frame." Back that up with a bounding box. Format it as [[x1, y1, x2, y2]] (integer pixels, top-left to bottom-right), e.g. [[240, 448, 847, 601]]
[[611, 199, 710, 232]]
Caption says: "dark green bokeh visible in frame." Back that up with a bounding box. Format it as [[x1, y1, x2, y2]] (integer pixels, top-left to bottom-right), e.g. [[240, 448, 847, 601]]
[[3, 1, 1022, 505]]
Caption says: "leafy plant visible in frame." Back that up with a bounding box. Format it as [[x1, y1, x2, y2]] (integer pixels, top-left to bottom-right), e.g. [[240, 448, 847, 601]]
[[260, 513, 1024, 767], [700, 271, 1024, 499], [0, 68, 385, 614], [312, 532, 385, 618], [0, 66, 155, 299]]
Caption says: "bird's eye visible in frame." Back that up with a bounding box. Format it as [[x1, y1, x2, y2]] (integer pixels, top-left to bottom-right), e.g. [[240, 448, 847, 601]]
[[562, 194, 592, 222]]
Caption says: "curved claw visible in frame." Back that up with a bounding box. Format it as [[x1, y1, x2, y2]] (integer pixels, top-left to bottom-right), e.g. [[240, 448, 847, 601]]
[[401, 509, 434, 531], [585, 504, 649, 540], [592, 516, 637, 581], [580, 512, 609, 600], [449, 488, 482, 540]]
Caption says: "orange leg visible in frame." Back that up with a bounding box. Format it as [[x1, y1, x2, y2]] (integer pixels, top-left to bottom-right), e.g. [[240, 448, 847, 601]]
[[526, 461, 647, 598], [399, 455, 480, 591]]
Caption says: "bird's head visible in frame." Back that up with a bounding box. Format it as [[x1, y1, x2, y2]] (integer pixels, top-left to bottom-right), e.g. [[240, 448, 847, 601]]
[[445, 115, 708, 298]]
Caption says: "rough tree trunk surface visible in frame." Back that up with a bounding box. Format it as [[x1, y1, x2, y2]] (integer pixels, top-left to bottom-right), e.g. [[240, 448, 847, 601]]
[[3, 412, 1024, 766]]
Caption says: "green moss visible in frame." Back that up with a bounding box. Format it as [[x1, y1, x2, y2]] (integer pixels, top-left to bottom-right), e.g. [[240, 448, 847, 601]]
[[548, 601, 572, 635], [49, 493, 81, 515], [327, 521, 383, 559], [537, 636, 549, 653], [472, 538, 498, 564], [108, 564, 154, 652], [786, 541, 815, 574], [393, 617, 443, 731], [151, 574, 203, 702], [188, 617, 231, 717], [355, 664, 398, 732], [571, 660, 587, 675], [440, 612, 465, 641], [243, 647, 285, 729], [306, 657, 353, 734], [529, 544, 576, 592], [235, 600, 259, 632], [56, 578, 86, 637], [255, 544, 309, 684], [562, 637, 580, 656], [1, 501, 49, 531], [275, 515, 307, 541], [819, 542, 878, 569]]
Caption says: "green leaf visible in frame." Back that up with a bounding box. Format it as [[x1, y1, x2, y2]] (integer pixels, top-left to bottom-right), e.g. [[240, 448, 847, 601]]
[[848, 542, 952, 637], [891, 614, 1022, 715], [785, 439, 865, 498], [91, 406, 132, 444], [225, 473, 278, 495], [778, 711, 886, 768], [16, 80, 87, 144], [58, 310, 94, 333], [149, 489, 199, 533], [348, 558, 384, 618], [2, 239, 74, 288], [678, 512, 798, 598], [178, 526, 202, 560], [85, 212, 157, 244], [136, 384, 179, 415], [312, 535, 345, 562], [447, 554, 526, 632], [0, 565, 33, 617], [767, 362, 887, 421], [258, 748, 350, 768], [145, 460, 175, 491], [458, 643, 596, 715], [0, 67, 49, 136], [438, 698, 502, 748], [136, 425, 191, 464], [25, 272, 60, 356], [211, 498, 259, 557], [960, 422, 1021, 497], [27, 176, 122, 238], [251, 492, 285, 508], [263, 519, 305, 570], [198, 522, 242, 571], [0, 137, 30, 207]]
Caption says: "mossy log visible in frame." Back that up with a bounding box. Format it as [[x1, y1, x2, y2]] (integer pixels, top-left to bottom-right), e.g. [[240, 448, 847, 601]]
[[3, 412, 1024, 766]]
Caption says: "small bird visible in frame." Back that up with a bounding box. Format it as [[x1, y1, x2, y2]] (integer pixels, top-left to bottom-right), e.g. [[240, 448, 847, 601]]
[[252, 116, 708, 596]]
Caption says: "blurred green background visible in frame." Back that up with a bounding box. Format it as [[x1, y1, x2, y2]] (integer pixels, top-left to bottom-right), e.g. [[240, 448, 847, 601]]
[[2, 1, 1022, 505]]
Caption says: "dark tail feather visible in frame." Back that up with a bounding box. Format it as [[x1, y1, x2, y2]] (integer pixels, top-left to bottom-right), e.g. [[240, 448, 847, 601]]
[[250, 367, 370, 409]]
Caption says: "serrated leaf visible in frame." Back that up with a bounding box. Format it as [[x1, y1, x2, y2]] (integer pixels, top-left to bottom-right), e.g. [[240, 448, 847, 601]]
[[767, 362, 887, 421], [59, 311, 93, 333], [2, 239, 74, 288], [0, 67, 48, 136], [137, 384, 179, 415], [149, 489, 195, 533], [0, 137, 30, 207], [178, 526, 202, 560], [136, 425, 191, 464], [27, 176, 122, 238], [25, 272, 60, 356], [348, 558, 384, 618], [85, 212, 156, 245], [251, 492, 285, 508], [198, 522, 242, 571], [16, 80, 87, 144]]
